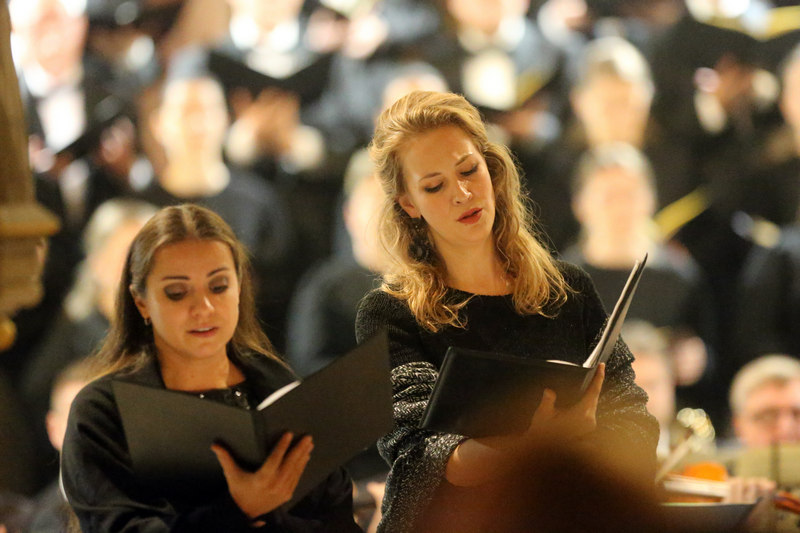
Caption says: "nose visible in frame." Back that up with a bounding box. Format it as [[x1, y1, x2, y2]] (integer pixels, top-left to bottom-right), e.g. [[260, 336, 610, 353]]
[[774, 410, 800, 443], [191, 293, 214, 316], [453, 179, 472, 204]]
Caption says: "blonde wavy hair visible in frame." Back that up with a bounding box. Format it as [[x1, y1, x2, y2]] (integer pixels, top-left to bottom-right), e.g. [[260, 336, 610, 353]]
[[369, 90, 569, 331]]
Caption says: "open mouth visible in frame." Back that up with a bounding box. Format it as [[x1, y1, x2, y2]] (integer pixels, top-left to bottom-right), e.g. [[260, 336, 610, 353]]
[[458, 208, 482, 223], [190, 327, 217, 336]]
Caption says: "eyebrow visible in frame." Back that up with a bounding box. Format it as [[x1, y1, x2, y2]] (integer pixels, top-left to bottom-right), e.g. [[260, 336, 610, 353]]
[[159, 267, 230, 281], [419, 153, 473, 181]]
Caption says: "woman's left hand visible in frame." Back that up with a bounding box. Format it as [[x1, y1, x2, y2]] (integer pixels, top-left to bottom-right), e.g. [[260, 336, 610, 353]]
[[211, 433, 313, 521], [525, 362, 605, 443]]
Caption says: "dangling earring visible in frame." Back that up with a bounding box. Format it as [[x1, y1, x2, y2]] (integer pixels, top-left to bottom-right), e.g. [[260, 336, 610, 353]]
[[144, 317, 151, 326], [410, 217, 432, 263]]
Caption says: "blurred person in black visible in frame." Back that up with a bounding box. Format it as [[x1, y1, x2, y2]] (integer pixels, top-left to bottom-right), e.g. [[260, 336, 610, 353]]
[[537, 35, 693, 251], [286, 148, 388, 530], [562, 142, 723, 426], [19, 198, 156, 489], [135, 63, 294, 349], [26, 360, 92, 533]]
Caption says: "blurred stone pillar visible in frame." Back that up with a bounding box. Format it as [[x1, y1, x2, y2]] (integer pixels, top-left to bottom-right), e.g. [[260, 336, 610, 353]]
[[0, 2, 59, 352]]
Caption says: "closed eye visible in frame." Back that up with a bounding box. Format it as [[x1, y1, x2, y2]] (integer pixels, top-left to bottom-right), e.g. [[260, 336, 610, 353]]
[[424, 183, 443, 193], [165, 289, 186, 301], [461, 164, 478, 177], [210, 283, 229, 294]]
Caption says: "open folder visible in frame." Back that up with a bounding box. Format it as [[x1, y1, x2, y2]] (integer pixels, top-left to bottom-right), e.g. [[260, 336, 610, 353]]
[[112, 330, 392, 507], [420, 255, 648, 438]]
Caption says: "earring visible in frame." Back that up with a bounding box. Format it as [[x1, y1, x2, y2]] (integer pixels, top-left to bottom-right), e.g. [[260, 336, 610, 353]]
[[144, 317, 151, 326], [410, 217, 432, 263]]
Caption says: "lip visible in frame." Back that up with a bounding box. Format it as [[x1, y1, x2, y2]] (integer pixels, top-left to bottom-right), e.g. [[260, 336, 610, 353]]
[[189, 327, 218, 337], [458, 207, 482, 224]]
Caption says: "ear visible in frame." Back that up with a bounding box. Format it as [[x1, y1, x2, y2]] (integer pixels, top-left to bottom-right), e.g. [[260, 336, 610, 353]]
[[397, 193, 420, 219], [130, 284, 149, 321]]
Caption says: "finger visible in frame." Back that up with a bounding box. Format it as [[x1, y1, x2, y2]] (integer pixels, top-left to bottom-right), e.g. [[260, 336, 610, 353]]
[[533, 389, 557, 423], [211, 444, 243, 483], [258, 432, 294, 475], [275, 436, 313, 489]]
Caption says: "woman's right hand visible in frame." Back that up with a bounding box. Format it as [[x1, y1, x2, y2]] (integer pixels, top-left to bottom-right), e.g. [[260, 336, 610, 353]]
[[211, 432, 314, 521]]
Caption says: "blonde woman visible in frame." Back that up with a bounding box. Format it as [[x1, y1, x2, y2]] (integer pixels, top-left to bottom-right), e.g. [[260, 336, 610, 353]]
[[355, 91, 658, 532]]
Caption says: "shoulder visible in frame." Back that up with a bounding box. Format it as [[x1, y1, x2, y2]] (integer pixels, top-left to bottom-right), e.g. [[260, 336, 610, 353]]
[[355, 289, 416, 343], [555, 259, 594, 292]]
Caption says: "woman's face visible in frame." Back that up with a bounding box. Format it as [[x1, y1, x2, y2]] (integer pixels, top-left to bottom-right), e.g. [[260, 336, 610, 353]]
[[133, 239, 240, 366], [397, 125, 496, 256]]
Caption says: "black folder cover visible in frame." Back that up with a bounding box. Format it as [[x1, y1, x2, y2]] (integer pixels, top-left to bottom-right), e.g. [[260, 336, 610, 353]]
[[112, 330, 392, 506], [206, 50, 333, 105], [420, 255, 647, 438]]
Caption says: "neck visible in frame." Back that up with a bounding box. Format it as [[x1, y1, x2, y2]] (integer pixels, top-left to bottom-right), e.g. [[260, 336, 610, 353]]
[[439, 239, 509, 295], [158, 351, 244, 392], [160, 159, 229, 198], [582, 232, 652, 269]]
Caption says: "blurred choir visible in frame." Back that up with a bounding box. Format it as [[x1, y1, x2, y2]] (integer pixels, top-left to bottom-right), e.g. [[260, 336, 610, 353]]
[[4, 0, 800, 530]]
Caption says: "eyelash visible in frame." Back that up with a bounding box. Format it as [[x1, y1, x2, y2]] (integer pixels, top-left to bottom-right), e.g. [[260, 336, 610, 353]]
[[164, 282, 228, 301], [424, 165, 479, 193], [462, 164, 478, 176]]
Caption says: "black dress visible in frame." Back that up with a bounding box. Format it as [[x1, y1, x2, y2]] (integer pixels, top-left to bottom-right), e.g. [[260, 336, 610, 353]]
[[355, 261, 658, 533], [60, 352, 360, 532]]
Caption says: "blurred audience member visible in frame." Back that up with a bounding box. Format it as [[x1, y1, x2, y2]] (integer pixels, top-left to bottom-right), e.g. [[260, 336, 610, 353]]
[[27, 360, 92, 532], [136, 67, 294, 348], [538, 36, 692, 250], [627, 320, 678, 459], [562, 142, 723, 425], [287, 148, 385, 377], [735, 226, 800, 367], [20, 198, 156, 487], [731, 355, 800, 449]]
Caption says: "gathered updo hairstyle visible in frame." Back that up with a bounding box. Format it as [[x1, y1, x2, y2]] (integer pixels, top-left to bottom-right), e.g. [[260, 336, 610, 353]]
[[369, 90, 568, 331], [89, 204, 278, 378]]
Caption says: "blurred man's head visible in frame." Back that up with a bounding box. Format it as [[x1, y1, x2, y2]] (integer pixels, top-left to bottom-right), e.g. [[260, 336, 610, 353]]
[[9, 0, 88, 79], [572, 142, 657, 245], [343, 149, 386, 273], [626, 321, 676, 430], [731, 355, 800, 448], [571, 36, 653, 146], [152, 74, 229, 161]]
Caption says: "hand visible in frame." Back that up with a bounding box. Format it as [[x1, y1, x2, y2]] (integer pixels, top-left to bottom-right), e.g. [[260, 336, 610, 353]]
[[211, 432, 313, 520], [724, 477, 776, 504], [525, 363, 605, 444]]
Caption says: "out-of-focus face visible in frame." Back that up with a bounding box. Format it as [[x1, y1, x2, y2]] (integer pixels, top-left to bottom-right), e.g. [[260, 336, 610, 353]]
[[133, 239, 240, 368], [89, 220, 147, 319], [9, 0, 88, 78], [398, 125, 496, 259], [46, 378, 87, 452], [227, 0, 304, 31], [781, 58, 800, 132], [632, 354, 675, 430], [572, 165, 655, 241], [344, 174, 385, 272], [572, 74, 652, 145], [155, 78, 229, 160], [446, 0, 529, 35], [734, 379, 800, 448]]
